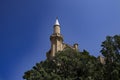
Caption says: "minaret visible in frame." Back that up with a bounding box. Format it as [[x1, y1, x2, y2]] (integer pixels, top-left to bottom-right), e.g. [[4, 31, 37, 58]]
[[54, 18, 60, 34], [48, 18, 64, 59]]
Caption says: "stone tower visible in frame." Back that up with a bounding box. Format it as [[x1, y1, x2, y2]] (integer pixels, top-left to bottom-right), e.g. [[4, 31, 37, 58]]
[[47, 18, 63, 59], [47, 18, 79, 60]]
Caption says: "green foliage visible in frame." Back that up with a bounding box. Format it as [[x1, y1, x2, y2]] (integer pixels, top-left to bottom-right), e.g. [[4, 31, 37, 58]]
[[23, 48, 101, 80], [23, 35, 120, 80], [100, 35, 120, 80]]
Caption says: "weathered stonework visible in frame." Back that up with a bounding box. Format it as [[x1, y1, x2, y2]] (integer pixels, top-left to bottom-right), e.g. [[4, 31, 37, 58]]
[[98, 55, 105, 64], [47, 18, 78, 60]]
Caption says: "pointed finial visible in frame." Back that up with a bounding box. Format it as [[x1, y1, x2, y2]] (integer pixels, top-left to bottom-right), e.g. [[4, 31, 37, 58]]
[[55, 17, 60, 25]]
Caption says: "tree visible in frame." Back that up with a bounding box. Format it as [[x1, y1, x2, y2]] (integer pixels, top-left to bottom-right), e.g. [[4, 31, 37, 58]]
[[100, 35, 120, 80], [23, 48, 100, 80]]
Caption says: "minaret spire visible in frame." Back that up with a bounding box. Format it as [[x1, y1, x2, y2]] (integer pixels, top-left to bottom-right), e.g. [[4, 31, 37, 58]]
[[53, 17, 60, 34], [55, 17, 60, 25]]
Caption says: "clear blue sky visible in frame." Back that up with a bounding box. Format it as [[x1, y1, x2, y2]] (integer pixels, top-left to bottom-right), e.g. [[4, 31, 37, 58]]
[[0, 0, 120, 80]]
